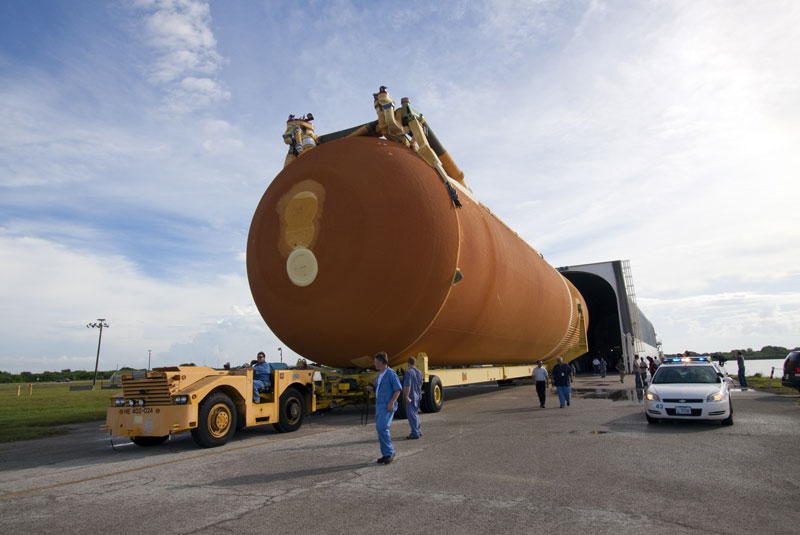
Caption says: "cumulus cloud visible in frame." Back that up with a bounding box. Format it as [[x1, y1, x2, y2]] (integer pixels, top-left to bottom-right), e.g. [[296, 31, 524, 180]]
[[136, 0, 229, 112]]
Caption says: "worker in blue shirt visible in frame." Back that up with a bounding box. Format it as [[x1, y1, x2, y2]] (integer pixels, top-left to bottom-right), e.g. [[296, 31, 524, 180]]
[[403, 356, 423, 439], [252, 351, 272, 403], [366, 351, 402, 464]]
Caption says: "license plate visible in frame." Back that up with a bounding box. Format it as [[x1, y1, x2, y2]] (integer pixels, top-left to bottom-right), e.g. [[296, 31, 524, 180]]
[[676, 406, 692, 415]]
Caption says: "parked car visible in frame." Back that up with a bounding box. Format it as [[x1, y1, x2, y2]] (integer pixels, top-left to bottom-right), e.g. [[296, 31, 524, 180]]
[[55, 377, 71, 383], [781, 351, 800, 392]]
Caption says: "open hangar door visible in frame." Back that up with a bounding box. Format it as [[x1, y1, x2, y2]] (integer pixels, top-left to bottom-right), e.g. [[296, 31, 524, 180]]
[[559, 271, 625, 373]]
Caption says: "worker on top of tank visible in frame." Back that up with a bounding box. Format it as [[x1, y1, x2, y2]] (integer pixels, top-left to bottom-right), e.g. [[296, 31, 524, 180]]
[[366, 352, 402, 464], [252, 352, 272, 404]]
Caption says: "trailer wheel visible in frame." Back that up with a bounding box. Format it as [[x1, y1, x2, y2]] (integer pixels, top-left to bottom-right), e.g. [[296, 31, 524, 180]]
[[191, 392, 237, 448], [273, 387, 305, 433], [132, 435, 168, 446], [395, 397, 407, 420], [421, 375, 443, 413]]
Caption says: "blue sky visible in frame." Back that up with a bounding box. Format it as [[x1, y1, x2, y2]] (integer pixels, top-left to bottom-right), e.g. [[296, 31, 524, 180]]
[[1, 0, 798, 373]]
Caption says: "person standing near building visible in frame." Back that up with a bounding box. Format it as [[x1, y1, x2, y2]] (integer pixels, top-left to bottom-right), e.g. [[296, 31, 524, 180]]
[[633, 355, 643, 388], [617, 358, 626, 384], [736, 350, 748, 388], [532, 360, 548, 408], [639, 356, 649, 386], [403, 356, 423, 439], [366, 352, 402, 464], [251, 351, 271, 404], [600, 358, 607, 379], [552, 357, 573, 408], [647, 356, 657, 379]]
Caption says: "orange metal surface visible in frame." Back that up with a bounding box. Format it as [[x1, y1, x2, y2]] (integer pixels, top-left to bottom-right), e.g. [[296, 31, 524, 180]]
[[247, 137, 586, 368]]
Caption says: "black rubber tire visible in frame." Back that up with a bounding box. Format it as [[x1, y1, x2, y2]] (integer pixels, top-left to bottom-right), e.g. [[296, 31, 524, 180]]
[[721, 402, 734, 426], [645, 414, 659, 425], [395, 396, 407, 420], [132, 435, 168, 446], [420, 375, 443, 413], [191, 392, 237, 448], [273, 387, 305, 433]]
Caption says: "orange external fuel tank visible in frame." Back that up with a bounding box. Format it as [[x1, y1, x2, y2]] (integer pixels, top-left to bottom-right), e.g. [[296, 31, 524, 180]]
[[247, 136, 587, 369]]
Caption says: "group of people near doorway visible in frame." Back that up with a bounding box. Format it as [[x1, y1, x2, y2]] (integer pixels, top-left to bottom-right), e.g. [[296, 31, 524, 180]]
[[631, 354, 660, 388], [531, 354, 665, 404]]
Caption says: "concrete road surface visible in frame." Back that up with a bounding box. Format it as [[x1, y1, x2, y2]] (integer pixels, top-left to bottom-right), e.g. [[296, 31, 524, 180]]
[[1, 377, 798, 534]]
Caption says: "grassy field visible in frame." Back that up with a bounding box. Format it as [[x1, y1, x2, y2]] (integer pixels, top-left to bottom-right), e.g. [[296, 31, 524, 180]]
[[744, 375, 799, 396], [0, 381, 119, 443]]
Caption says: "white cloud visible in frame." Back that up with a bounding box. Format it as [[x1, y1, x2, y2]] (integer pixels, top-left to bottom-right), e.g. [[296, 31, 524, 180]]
[[0, 231, 287, 373], [136, 0, 228, 111]]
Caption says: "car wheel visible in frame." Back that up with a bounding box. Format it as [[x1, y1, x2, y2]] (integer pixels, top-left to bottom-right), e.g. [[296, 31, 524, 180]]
[[646, 414, 659, 425], [721, 401, 733, 426]]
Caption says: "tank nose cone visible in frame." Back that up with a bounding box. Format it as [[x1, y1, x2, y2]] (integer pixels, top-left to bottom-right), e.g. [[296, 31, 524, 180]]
[[247, 137, 461, 367]]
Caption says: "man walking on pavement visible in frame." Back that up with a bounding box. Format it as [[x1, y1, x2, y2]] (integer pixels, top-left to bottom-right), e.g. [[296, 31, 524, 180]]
[[532, 360, 548, 408], [403, 356, 423, 439], [366, 352, 402, 464], [552, 357, 573, 408]]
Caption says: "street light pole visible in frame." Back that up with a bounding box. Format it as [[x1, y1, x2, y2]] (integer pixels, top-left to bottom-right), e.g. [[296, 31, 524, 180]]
[[278, 347, 282, 363], [148, 349, 151, 371], [87, 319, 109, 390]]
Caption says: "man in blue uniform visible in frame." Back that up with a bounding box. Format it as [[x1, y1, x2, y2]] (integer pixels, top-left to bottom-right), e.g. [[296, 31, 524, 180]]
[[552, 357, 573, 408], [403, 356, 423, 439], [252, 352, 272, 403], [367, 352, 402, 464]]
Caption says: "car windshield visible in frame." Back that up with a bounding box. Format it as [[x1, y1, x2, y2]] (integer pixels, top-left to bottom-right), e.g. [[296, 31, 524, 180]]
[[652, 366, 720, 384]]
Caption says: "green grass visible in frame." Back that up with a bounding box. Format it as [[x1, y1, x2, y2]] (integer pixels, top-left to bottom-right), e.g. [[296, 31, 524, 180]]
[[0, 381, 120, 443], [743, 375, 798, 396]]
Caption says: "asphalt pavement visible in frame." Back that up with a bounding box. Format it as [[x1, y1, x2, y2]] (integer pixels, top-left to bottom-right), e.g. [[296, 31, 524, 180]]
[[1, 375, 798, 534]]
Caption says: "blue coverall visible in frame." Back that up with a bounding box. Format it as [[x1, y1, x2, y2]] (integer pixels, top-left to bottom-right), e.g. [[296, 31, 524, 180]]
[[375, 368, 402, 457], [253, 360, 272, 402], [403, 366, 423, 438]]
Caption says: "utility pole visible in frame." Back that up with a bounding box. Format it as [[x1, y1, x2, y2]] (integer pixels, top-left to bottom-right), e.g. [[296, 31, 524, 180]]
[[278, 347, 283, 363], [148, 349, 151, 371], [87, 319, 109, 390]]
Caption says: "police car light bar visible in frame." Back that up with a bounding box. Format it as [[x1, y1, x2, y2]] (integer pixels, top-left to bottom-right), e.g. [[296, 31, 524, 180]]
[[666, 356, 709, 363]]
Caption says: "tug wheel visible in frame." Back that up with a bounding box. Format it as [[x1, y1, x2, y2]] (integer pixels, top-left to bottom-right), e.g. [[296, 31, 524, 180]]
[[191, 392, 237, 448], [132, 435, 168, 446], [273, 387, 305, 433]]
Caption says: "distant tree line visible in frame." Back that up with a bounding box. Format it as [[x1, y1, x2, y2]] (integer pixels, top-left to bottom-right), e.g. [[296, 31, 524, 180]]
[[0, 367, 140, 384], [667, 345, 798, 361]]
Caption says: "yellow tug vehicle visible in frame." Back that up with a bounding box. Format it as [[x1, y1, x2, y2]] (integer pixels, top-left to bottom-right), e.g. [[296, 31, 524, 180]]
[[104, 364, 318, 447]]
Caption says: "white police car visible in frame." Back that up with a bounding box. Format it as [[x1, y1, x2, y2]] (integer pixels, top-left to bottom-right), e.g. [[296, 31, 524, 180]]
[[645, 357, 734, 426]]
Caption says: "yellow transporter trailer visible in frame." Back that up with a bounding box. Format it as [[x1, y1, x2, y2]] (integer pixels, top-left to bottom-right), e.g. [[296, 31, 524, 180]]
[[104, 315, 587, 449]]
